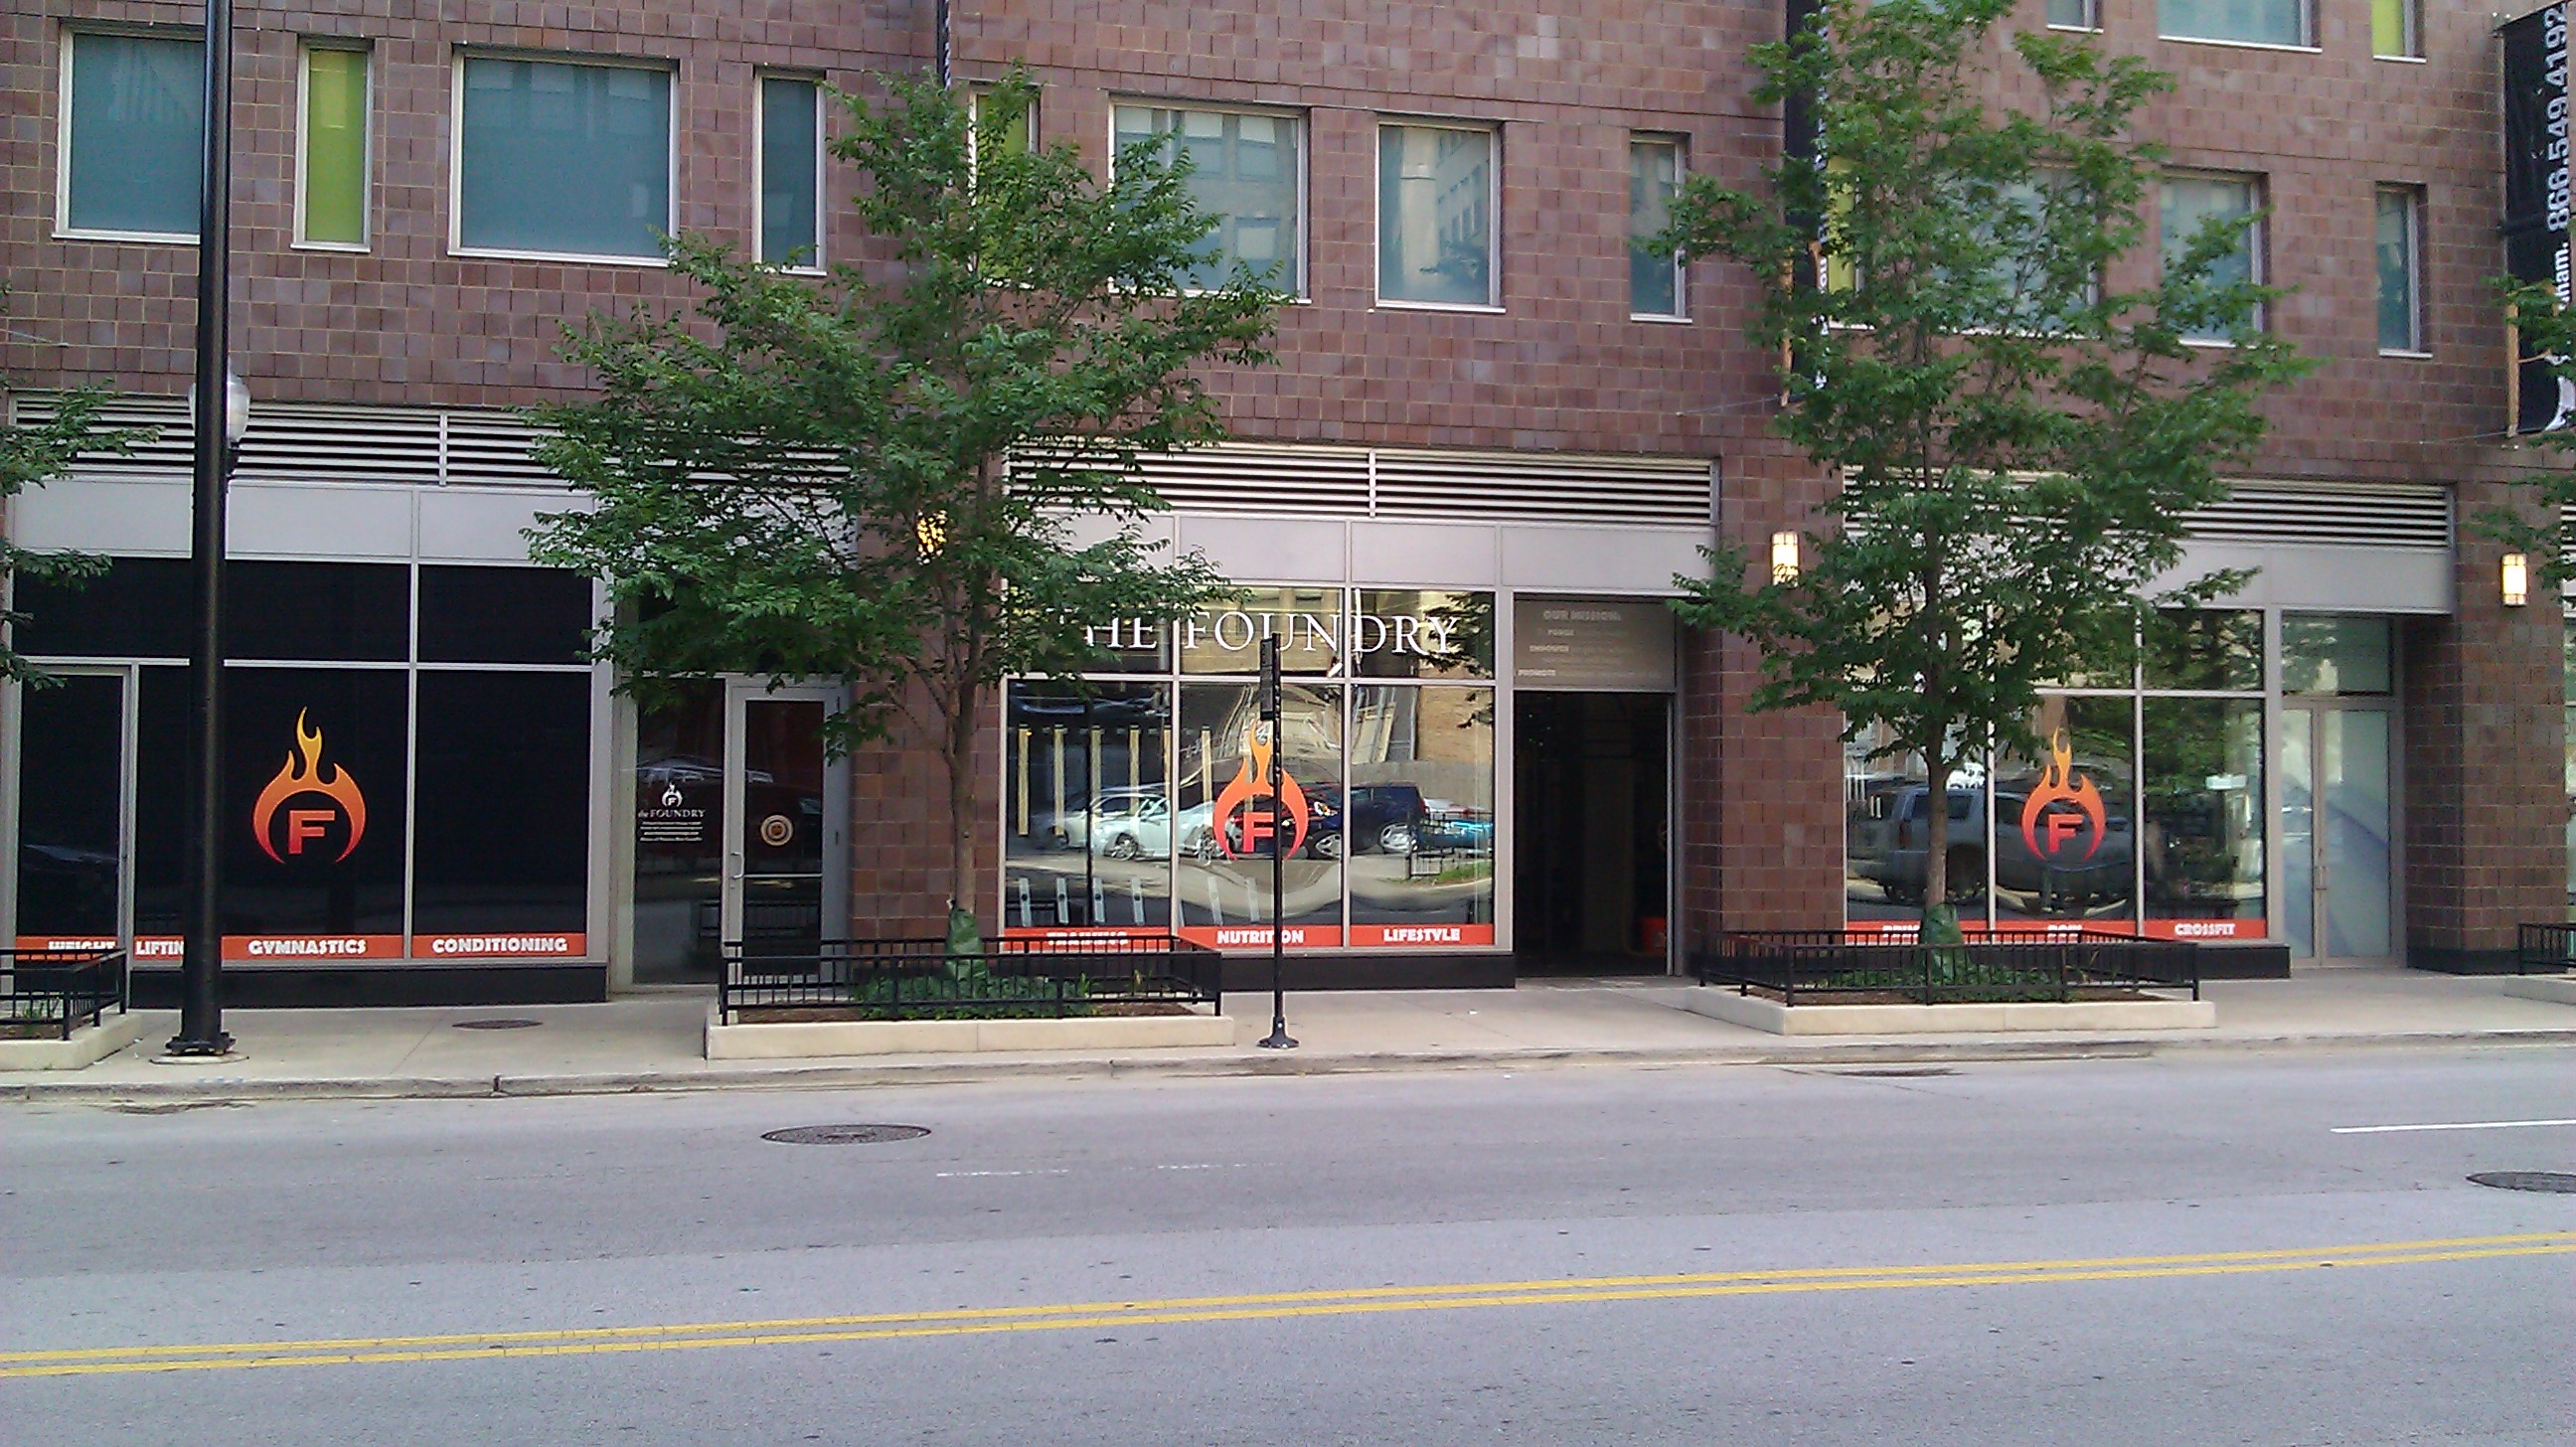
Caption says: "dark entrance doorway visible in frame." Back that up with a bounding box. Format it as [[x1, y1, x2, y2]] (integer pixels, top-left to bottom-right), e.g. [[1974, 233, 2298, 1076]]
[[1513, 692, 1669, 975]]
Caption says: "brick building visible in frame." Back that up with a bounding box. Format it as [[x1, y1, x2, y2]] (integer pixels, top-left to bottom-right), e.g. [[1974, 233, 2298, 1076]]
[[1, 0, 2561, 1004]]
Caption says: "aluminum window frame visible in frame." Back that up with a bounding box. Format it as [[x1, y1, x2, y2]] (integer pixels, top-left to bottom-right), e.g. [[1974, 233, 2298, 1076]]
[[2375, 184, 2427, 356], [1373, 116, 1506, 313], [2045, 0, 2102, 32], [2162, 168, 2268, 345], [2372, 0, 2424, 62], [1106, 96, 1312, 301], [447, 47, 679, 267], [2156, 0, 2317, 51], [54, 25, 206, 244], [753, 70, 827, 274], [1628, 133, 1690, 323], [294, 39, 374, 252]]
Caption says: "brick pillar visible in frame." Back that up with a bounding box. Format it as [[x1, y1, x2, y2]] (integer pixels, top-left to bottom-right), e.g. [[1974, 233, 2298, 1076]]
[[845, 691, 1002, 939], [2400, 479, 2566, 971]]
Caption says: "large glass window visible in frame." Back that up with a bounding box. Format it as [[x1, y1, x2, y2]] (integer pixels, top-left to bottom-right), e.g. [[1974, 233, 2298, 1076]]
[[2142, 699, 2264, 935], [1180, 590, 1345, 676], [217, 668, 411, 949], [2283, 614, 2392, 695], [758, 76, 821, 268], [411, 673, 590, 944], [2147, 609, 2263, 692], [632, 680, 724, 982], [299, 46, 370, 246], [1995, 697, 2136, 930], [1177, 683, 1344, 946], [1629, 137, 1684, 319], [2162, 173, 2263, 342], [1004, 682, 1173, 932], [1115, 105, 1303, 294], [1348, 687, 1495, 946], [13, 676, 123, 941], [1378, 122, 1496, 307], [2160, 0, 2309, 48], [62, 32, 204, 239], [457, 55, 672, 259], [2376, 186, 2424, 354]]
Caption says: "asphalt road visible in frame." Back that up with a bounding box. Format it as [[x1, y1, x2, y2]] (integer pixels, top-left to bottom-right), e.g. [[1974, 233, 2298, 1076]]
[[5, 1048, 2573, 1445]]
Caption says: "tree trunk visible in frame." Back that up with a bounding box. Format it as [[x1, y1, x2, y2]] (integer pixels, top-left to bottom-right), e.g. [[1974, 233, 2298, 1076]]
[[1920, 754, 1964, 946], [942, 680, 983, 956]]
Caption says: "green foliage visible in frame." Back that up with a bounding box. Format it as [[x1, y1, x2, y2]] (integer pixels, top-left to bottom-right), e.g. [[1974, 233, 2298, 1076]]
[[1658, 0, 2308, 921], [2482, 278, 2576, 583], [0, 285, 154, 686], [526, 73, 1283, 931], [852, 961, 1093, 1021]]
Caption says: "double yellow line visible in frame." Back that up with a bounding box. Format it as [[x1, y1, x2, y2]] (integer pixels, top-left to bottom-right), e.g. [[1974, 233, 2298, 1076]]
[[7, 1232, 2567, 1380]]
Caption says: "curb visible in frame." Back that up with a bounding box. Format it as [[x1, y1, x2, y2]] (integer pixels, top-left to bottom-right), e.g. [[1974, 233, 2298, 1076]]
[[8, 1028, 2576, 1105]]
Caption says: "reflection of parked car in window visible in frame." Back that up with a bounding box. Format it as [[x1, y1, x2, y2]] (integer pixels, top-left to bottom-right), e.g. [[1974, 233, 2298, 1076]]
[[1850, 785, 2131, 908], [1036, 787, 1168, 855]]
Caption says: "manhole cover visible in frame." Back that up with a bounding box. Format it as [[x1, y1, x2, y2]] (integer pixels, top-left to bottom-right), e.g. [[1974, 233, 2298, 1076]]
[[1834, 1066, 1956, 1078], [762, 1124, 930, 1146], [2467, 1171, 2576, 1194], [452, 1019, 543, 1031]]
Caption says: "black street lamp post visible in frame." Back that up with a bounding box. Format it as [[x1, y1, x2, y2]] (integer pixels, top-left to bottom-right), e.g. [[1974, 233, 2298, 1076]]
[[1256, 636, 1295, 1050], [167, 0, 240, 1056]]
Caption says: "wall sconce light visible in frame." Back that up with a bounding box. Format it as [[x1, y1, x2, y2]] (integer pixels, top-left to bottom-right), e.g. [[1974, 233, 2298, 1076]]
[[1770, 531, 1801, 585], [2502, 552, 2529, 608]]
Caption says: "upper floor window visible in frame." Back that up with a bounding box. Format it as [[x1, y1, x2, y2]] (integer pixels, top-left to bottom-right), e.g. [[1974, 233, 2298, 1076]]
[[1378, 121, 1498, 309], [298, 45, 370, 248], [2376, 185, 2424, 354], [2160, 0, 2310, 48], [2046, 0, 2099, 28], [2161, 172, 2263, 342], [1629, 136, 1685, 319], [1114, 104, 1305, 295], [60, 31, 203, 240], [2372, 0, 2421, 60], [758, 76, 822, 268], [455, 54, 673, 261]]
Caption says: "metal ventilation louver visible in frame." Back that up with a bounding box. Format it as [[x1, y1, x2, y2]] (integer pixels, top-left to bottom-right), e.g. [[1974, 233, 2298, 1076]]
[[1024, 441, 1713, 527], [2184, 481, 2451, 551], [7, 394, 564, 489]]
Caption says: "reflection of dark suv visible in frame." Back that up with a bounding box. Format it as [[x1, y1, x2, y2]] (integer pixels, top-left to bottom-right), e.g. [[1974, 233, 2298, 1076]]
[[1305, 783, 1429, 860], [1851, 786, 2132, 907]]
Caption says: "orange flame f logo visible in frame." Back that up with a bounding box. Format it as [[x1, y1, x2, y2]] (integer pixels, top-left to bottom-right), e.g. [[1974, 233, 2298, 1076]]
[[2019, 729, 2105, 862], [1211, 722, 1311, 859], [250, 710, 368, 863]]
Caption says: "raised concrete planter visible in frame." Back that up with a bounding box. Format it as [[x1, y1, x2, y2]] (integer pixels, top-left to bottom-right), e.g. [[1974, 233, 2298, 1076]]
[[1680, 987, 2215, 1037], [704, 1008, 1238, 1059], [2502, 974, 2576, 1006], [0, 1011, 149, 1070]]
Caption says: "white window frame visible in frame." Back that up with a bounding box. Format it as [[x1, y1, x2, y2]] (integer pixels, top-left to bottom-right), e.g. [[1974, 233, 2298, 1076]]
[[2163, 169, 2267, 345], [967, 85, 1038, 179], [2372, 0, 2425, 62], [2156, 0, 2317, 53], [1373, 117, 1505, 313], [754, 70, 826, 274], [2376, 184, 2427, 357], [2046, 0, 2102, 33], [294, 40, 373, 252], [1107, 98, 1310, 301], [55, 26, 204, 244], [447, 49, 678, 267], [1629, 133, 1688, 323]]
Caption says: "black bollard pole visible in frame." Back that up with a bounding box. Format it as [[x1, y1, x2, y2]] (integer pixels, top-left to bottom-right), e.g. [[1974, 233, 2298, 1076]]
[[1256, 636, 1294, 1049]]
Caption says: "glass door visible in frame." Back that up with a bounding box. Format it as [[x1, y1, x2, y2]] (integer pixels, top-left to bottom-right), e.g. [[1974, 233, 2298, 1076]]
[[10, 668, 136, 952], [2280, 704, 2395, 964], [722, 683, 846, 958]]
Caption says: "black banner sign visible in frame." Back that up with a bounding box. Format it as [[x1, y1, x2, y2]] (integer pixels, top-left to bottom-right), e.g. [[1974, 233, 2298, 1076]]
[[2504, 3, 2575, 432]]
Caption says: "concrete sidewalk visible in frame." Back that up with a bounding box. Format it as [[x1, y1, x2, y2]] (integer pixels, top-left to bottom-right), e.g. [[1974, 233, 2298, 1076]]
[[8, 968, 2576, 1103]]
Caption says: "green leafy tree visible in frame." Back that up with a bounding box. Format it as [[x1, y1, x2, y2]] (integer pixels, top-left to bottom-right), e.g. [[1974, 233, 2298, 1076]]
[[2479, 280, 2576, 580], [0, 287, 152, 684], [528, 74, 1281, 949], [1661, 0, 2309, 938]]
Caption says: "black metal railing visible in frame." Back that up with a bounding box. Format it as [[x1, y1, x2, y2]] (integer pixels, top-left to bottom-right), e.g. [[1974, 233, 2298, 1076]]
[[1695, 930, 2199, 1006], [2514, 922, 2576, 974], [1, 947, 130, 1040], [719, 934, 1222, 1025]]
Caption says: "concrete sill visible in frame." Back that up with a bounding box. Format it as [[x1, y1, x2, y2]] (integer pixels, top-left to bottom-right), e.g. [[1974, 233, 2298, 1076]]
[[705, 1008, 1238, 1059], [1679, 987, 2216, 1036], [2501, 975, 2576, 1007], [0, 1011, 149, 1070]]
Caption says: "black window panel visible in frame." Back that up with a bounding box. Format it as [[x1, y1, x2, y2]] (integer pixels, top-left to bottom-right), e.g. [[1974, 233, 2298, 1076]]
[[133, 666, 188, 937], [14, 675, 123, 938], [13, 557, 193, 659], [417, 565, 593, 665], [227, 562, 409, 661], [411, 672, 591, 933]]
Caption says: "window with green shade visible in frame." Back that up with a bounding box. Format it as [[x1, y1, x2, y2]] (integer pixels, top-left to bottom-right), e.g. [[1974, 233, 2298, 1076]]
[[2161, 172, 2262, 342], [456, 56, 672, 259], [758, 77, 820, 267], [300, 47, 369, 246], [63, 32, 204, 238], [2160, 0, 2309, 48], [2375, 186, 2423, 353], [1629, 137, 1684, 318], [2372, 0, 2419, 59], [1114, 105, 1304, 294], [1378, 122, 1496, 308]]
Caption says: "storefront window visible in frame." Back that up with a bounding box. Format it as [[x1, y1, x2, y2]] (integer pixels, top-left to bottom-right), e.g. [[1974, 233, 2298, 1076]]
[[217, 667, 411, 951], [1003, 682, 1172, 932], [2283, 614, 2392, 695], [1180, 589, 1344, 676], [13, 675, 123, 940], [2142, 698, 2264, 935], [2147, 609, 2263, 692], [633, 681, 724, 981], [1352, 590, 1494, 679], [413, 673, 591, 946], [1176, 682, 1344, 945], [1995, 697, 2135, 929], [1348, 686, 1495, 946]]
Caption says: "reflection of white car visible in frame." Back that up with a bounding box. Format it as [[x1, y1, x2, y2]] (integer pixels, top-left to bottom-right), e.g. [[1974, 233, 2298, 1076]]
[[1080, 794, 1177, 861]]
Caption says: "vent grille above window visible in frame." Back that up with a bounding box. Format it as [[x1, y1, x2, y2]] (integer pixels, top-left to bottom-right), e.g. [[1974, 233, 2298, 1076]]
[[1031, 442, 1712, 527], [2185, 481, 2451, 552], [8, 395, 559, 488]]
